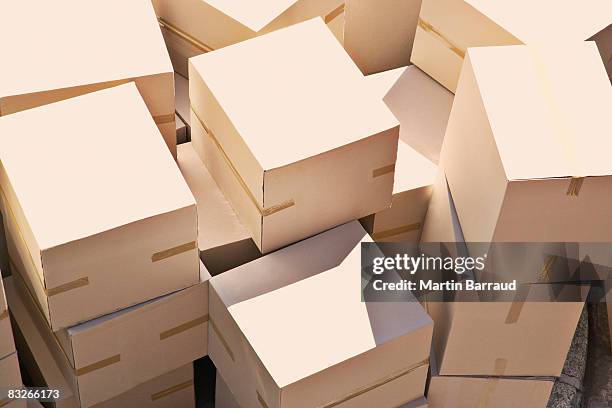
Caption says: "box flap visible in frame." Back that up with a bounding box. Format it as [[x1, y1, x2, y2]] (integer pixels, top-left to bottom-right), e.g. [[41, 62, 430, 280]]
[[0, 83, 195, 251], [0, 0, 171, 99], [205, 0, 299, 32], [190, 18, 398, 171], [467, 43, 612, 181]]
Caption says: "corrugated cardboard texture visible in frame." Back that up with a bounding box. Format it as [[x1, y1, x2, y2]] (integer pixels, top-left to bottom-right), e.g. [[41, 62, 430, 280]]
[[0, 84, 198, 330]]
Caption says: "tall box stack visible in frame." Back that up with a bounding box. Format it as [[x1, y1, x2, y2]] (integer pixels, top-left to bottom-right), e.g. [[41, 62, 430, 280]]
[[209, 221, 433, 408], [189, 18, 400, 253], [0, 84, 205, 407], [361, 66, 453, 243], [0, 0, 177, 158], [1, 275, 24, 408], [411, 0, 612, 92], [152, 0, 346, 77], [344, 0, 423, 75]]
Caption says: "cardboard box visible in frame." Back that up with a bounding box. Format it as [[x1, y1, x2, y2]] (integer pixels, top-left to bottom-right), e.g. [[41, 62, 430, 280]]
[[402, 398, 428, 408], [190, 19, 400, 253], [177, 143, 263, 275], [411, 0, 612, 92], [176, 114, 188, 145], [153, 0, 345, 77], [209, 221, 432, 408], [427, 376, 553, 408], [0, 84, 199, 331], [361, 66, 453, 243], [9, 266, 210, 407], [440, 44, 612, 245], [344, 0, 422, 75], [1, 275, 16, 360], [215, 373, 241, 408], [0, 0, 176, 157], [0, 352, 25, 408], [175, 73, 191, 139]]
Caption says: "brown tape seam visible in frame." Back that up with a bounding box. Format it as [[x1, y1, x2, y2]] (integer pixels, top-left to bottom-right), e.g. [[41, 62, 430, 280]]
[[0, 310, 8, 321], [417, 18, 466, 59], [566, 177, 585, 196], [324, 3, 345, 24], [319, 358, 429, 408], [45, 277, 90, 297], [191, 108, 296, 217], [476, 359, 507, 408], [256, 390, 270, 408], [158, 18, 214, 53], [160, 314, 209, 340], [210, 317, 235, 362], [75, 354, 121, 376], [151, 380, 194, 401], [371, 223, 421, 240], [152, 241, 197, 262], [372, 164, 395, 178], [153, 113, 176, 126]]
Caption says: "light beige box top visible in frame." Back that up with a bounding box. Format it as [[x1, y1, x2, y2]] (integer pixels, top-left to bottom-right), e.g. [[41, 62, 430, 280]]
[[0, 83, 195, 250], [0, 0, 172, 99], [394, 142, 437, 194], [465, 43, 612, 181], [466, 0, 612, 43], [190, 18, 399, 169], [220, 222, 432, 388], [206, 0, 302, 32]]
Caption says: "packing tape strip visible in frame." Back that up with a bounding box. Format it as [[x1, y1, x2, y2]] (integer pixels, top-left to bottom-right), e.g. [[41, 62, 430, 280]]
[[210, 317, 235, 362], [75, 354, 121, 377], [324, 3, 345, 24], [153, 113, 176, 126], [191, 108, 295, 217], [476, 358, 507, 408], [372, 164, 395, 178], [160, 315, 209, 340], [158, 18, 214, 53], [528, 48, 586, 196], [151, 380, 194, 401], [0, 310, 8, 321], [417, 18, 466, 59], [371, 222, 421, 241], [151, 241, 197, 262]]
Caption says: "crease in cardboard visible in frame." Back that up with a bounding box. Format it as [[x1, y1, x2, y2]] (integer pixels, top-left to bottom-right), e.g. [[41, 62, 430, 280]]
[[417, 18, 466, 59], [210, 317, 235, 362], [159, 18, 215, 52], [150, 379, 194, 401], [151, 241, 197, 262], [324, 3, 345, 24], [257, 390, 270, 408], [159, 314, 209, 340]]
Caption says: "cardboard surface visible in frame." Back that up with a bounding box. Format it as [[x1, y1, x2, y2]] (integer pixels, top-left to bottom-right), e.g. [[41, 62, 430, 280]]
[[0, 275, 16, 360], [177, 143, 262, 275], [0, 0, 176, 156], [428, 376, 553, 408], [344, 0, 422, 75], [411, 0, 612, 92], [6, 273, 200, 408], [153, 0, 344, 76], [441, 44, 612, 244], [0, 84, 199, 330], [0, 352, 23, 391], [190, 19, 399, 253], [175, 73, 191, 131], [209, 221, 432, 408], [215, 373, 241, 408]]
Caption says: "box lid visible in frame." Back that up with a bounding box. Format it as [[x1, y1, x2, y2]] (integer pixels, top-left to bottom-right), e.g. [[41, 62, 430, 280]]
[[205, 0, 299, 32], [466, 0, 612, 43], [0, 0, 172, 100], [466, 43, 612, 181], [0, 83, 195, 251], [220, 222, 432, 388], [190, 18, 399, 170]]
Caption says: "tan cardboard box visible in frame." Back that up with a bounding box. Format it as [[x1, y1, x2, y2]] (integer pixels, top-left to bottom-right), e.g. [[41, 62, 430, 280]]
[[190, 19, 399, 253], [1, 275, 16, 360], [428, 376, 553, 408], [177, 143, 263, 275], [0, 0, 176, 157], [441, 44, 612, 245], [6, 270, 202, 408], [344, 0, 422, 75], [175, 73, 191, 137], [153, 0, 345, 77], [0, 352, 25, 408], [215, 373, 241, 408], [176, 114, 188, 145], [0, 84, 199, 331], [209, 221, 432, 408], [361, 66, 453, 243], [411, 0, 612, 92]]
